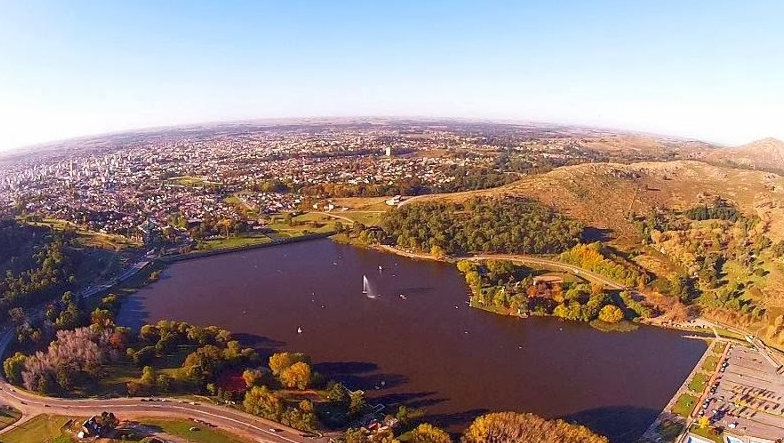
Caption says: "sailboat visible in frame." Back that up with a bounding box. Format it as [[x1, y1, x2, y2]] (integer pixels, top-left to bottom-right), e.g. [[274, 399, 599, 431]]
[[297, 327, 303, 334], [362, 275, 370, 295]]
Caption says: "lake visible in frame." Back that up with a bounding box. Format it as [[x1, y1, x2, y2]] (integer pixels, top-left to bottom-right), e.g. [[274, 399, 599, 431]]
[[117, 239, 706, 442]]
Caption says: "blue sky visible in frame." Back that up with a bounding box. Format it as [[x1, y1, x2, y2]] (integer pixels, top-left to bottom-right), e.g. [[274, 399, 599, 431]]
[[1, 0, 782, 150]]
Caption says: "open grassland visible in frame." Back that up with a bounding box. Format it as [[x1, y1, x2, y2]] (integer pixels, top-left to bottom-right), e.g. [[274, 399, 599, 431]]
[[199, 234, 273, 251], [267, 211, 338, 237], [25, 218, 142, 250], [1, 414, 74, 443], [408, 161, 784, 245], [142, 418, 248, 443]]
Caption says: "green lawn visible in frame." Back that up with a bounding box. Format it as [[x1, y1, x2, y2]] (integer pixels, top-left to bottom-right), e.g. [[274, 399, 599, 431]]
[[142, 418, 249, 443], [701, 355, 720, 373], [711, 341, 727, 355], [268, 212, 337, 237], [672, 393, 699, 418], [688, 372, 710, 394], [0, 406, 22, 430], [87, 345, 196, 397], [689, 424, 723, 443], [0, 414, 73, 443], [199, 235, 273, 251], [332, 211, 384, 226]]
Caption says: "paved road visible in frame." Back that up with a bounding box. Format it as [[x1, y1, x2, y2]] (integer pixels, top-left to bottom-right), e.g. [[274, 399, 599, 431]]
[[0, 330, 325, 443], [377, 245, 631, 291]]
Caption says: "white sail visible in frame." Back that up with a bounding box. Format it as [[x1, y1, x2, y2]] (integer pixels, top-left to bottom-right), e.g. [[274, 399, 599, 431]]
[[362, 275, 369, 294]]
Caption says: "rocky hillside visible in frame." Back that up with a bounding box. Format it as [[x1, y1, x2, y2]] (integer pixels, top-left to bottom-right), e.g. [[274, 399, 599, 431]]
[[706, 137, 784, 173]]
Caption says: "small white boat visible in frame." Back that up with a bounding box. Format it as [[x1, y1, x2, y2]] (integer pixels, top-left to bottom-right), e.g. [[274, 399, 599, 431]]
[[297, 327, 303, 334], [378, 265, 383, 271], [399, 294, 407, 300]]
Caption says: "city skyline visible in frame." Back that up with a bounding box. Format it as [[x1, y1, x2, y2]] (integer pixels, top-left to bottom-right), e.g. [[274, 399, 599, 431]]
[[2, 0, 783, 151]]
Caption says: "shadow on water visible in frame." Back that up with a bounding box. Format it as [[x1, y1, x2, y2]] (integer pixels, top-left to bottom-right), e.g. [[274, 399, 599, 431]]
[[313, 361, 409, 391], [563, 406, 660, 443], [420, 408, 490, 431], [115, 294, 150, 330], [232, 333, 287, 352]]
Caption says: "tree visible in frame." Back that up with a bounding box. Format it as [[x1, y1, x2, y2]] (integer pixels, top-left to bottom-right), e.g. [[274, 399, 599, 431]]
[[598, 305, 624, 324], [242, 368, 264, 388], [243, 386, 284, 421], [280, 361, 312, 389], [3, 352, 27, 384], [410, 423, 452, 443], [461, 412, 608, 443], [91, 308, 114, 327], [430, 245, 447, 259], [133, 346, 157, 367], [326, 381, 350, 405], [269, 352, 310, 376], [140, 366, 156, 389], [349, 390, 367, 416]]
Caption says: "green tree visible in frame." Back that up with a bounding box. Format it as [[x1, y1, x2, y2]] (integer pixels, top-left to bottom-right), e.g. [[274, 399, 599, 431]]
[[243, 386, 284, 421], [280, 361, 312, 389], [462, 412, 608, 443], [3, 352, 27, 385], [410, 423, 452, 443], [598, 305, 624, 324]]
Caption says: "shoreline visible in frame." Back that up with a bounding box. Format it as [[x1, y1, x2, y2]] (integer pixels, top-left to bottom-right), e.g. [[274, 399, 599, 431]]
[[160, 231, 335, 263]]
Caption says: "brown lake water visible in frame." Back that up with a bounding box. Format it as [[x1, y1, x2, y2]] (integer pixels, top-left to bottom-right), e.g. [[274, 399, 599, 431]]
[[117, 239, 706, 442]]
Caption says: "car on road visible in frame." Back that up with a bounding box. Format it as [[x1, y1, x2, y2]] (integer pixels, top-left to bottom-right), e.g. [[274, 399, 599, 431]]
[[269, 428, 283, 433]]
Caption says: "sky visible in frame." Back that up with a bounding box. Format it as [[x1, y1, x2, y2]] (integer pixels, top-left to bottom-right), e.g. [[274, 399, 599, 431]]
[[1, 0, 783, 151]]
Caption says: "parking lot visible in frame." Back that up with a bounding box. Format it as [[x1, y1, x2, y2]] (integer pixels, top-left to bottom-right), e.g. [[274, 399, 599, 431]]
[[699, 345, 784, 440]]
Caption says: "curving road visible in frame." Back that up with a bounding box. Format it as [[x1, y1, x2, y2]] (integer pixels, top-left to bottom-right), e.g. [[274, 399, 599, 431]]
[[0, 330, 328, 443]]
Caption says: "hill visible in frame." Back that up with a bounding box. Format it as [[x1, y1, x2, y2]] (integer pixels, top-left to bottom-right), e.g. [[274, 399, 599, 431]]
[[705, 137, 784, 173], [406, 161, 784, 334], [415, 160, 784, 244]]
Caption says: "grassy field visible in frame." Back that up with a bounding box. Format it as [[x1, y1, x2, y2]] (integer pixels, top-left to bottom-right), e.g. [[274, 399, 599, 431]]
[[78, 345, 196, 397], [688, 372, 710, 393], [712, 341, 727, 354], [199, 235, 273, 250], [672, 393, 699, 418], [701, 355, 720, 373], [168, 176, 221, 187], [142, 418, 248, 443], [26, 218, 141, 250], [0, 414, 246, 443], [688, 424, 723, 443], [0, 414, 74, 443], [0, 406, 22, 430], [267, 212, 338, 238]]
